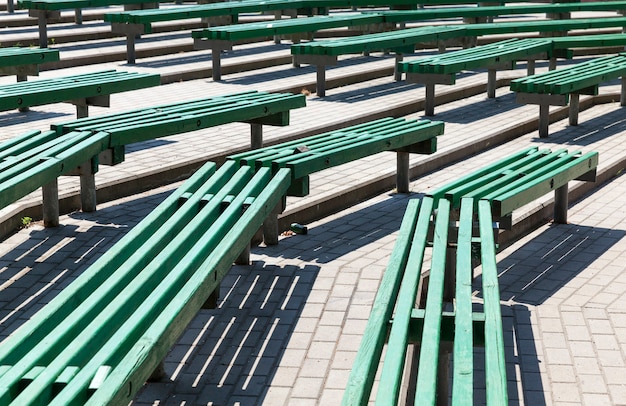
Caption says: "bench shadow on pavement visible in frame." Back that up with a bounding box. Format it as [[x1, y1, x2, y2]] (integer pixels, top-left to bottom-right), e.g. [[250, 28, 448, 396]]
[[472, 202, 625, 405], [536, 106, 626, 146]]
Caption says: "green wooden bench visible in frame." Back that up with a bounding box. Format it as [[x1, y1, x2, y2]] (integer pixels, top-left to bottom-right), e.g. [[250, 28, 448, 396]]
[[192, 13, 390, 80], [0, 70, 160, 118], [0, 91, 304, 229], [292, 25, 466, 96], [17, 0, 165, 48], [0, 114, 444, 404], [228, 116, 444, 243], [343, 147, 599, 405], [399, 38, 559, 115], [0, 47, 60, 82], [105, 0, 319, 63], [511, 52, 626, 137], [380, 0, 626, 25], [292, 16, 626, 96], [52, 90, 306, 149], [400, 33, 626, 115]]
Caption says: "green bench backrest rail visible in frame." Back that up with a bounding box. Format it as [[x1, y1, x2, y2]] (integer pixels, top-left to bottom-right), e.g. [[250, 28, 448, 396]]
[[343, 147, 598, 405], [0, 70, 161, 118], [0, 115, 444, 404]]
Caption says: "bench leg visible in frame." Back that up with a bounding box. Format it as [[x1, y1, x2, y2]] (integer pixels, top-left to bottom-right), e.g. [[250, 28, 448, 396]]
[[212, 48, 222, 81], [38, 15, 48, 48], [396, 151, 410, 193], [7, 0, 13, 13], [127, 35, 136, 64], [539, 103, 550, 138], [425, 83, 436, 116], [549, 57, 557, 71], [394, 54, 403, 81], [235, 244, 250, 265], [80, 173, 97, 213], [250, 123, 263, 149], [42, 179, 59, 227], [148, 361, 166, 381], [74, 8, 82, 24], [621, 77, 626, 107], [263, 202, 282, 246], [76, 104, 89, 119], [554, 184, 568, 224], [487, 68, 497, 99], [527, 59, 536, 76], [569, 93, 579, 126], [316, 65, 326, 97]]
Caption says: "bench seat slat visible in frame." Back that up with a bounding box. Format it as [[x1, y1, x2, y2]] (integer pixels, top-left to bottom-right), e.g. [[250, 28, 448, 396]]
[[451, 198, 475, 405], [478, 200, 508, 405], [342, 200, 423, 406], [414, 198, 450, 405], [375, 197, 433, 403]]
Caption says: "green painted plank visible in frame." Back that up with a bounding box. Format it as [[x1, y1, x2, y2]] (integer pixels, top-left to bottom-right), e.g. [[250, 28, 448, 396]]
[[414, 198, 450, 405], [451, 197, 475, 406], [460, 148, 568, 202], [478, 200, 508, 405], [511, 53, 626, 94], [551, 33, 626, 49], [77, 168, 292, 405], [0, 70, 160, 111], [342, 198, 422, 406], [375, 197, 434, 404], [284, 121, 444, 179], [0, 47, 59, 68], [0, 130, 56, 160], [18, 0, 168, 11]]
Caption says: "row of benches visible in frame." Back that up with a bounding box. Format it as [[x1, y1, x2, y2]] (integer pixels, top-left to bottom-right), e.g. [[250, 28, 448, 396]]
[[0, 91, 306, 228], [0, 91, 448, 403], [343, 147, 599, 405]]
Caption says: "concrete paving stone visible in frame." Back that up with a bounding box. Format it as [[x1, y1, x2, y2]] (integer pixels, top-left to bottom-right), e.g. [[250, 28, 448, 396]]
[[569, 340, 599, 358], [608, 384, 626, 404], [582, 393, 613, 406], [290, 377, 324, 399], [552, 382, 582, 403]]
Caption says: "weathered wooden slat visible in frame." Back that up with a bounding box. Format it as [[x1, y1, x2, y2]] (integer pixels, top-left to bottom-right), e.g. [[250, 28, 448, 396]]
[[342, 199, 422, 406], [478, 200, 508, 405]]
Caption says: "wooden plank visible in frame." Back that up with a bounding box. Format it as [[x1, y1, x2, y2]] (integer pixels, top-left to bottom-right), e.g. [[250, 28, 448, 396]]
[[343, 198, 421, 406], [414, 198, 450, 405], [478, 200, 508, 405], [451, 198, 475, 405], [375, 197, 433, 403]]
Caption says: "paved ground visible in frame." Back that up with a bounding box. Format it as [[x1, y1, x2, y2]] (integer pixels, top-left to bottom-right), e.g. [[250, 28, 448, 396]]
[[1, 5, 626, 405]]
